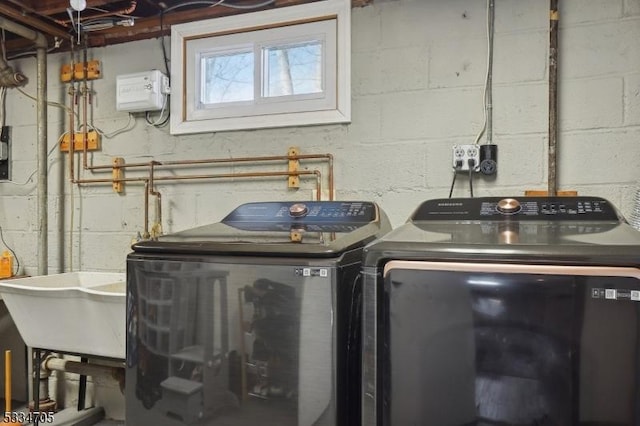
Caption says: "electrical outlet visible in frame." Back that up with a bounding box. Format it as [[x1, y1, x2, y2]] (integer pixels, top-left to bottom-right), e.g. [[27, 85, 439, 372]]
[[452, 144, 480, 172]]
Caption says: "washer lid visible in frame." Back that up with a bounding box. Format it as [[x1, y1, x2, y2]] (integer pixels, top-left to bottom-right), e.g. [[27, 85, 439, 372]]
[[132, 201, 391, 257]]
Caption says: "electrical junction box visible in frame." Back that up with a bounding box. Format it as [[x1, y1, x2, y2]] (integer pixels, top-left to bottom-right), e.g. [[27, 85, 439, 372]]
[[116, 70, 170, 112]]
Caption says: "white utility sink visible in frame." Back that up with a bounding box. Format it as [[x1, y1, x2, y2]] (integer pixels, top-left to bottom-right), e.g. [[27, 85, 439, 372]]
[[0, 272, 126, 359]]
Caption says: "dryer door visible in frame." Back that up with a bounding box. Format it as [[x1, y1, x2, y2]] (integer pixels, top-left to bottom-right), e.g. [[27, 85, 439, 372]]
[[365, 261, 640, 426]]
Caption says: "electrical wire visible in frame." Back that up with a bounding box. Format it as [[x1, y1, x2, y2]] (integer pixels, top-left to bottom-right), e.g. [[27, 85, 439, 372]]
[[474, 0, 494, 145], [90, 113, 136, 138], [144, 94, 169, 127], [217, 0, 277, 10], [160, 0, 277, 15], [448, 170, 458, 199], [469, 167, 474, 198], [0, 134, 63, 186], [0, 225, 20, 276], [145, 110, 170, 127], [16, 87, 76, 116]]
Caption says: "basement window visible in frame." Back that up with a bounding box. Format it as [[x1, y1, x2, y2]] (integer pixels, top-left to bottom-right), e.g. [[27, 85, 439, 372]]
[[170, 0, 351, 134]]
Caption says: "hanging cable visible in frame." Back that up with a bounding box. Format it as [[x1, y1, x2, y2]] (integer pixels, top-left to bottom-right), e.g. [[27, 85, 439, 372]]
[[469, 167, 474, 198], [448, 171, 458, 199], [162, 0, 274, 14], [90, 113, 136, 138], [145, 94, 169, 127]]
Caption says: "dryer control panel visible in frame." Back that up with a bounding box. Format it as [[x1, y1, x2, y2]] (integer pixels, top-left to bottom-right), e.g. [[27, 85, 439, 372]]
[[412, 197, 620, 222], [222, 201, 378, 231]]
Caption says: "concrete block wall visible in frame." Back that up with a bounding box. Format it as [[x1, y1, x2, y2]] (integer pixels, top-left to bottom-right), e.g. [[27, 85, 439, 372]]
[[0, 0, 638, 418], [0, 0, 638, 274]]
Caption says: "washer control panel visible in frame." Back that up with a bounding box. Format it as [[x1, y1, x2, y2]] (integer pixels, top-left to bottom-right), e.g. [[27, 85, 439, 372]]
[[412, 197, 619, 221], [223, 201, 378, 231]]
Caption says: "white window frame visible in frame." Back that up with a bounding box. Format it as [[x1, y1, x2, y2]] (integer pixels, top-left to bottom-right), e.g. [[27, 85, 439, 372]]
[[170, 0, 351, 134]]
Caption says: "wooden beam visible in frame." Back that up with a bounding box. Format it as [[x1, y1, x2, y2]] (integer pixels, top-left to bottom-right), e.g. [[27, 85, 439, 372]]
[[352, 0, 374, 6], [0, 3, 70, 41], [86, 0, 367, 47], [86, 0, 320, 45]]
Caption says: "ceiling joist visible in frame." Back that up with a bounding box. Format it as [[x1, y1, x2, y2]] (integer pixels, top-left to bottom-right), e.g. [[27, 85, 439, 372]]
[[0, 0, 374, 55]]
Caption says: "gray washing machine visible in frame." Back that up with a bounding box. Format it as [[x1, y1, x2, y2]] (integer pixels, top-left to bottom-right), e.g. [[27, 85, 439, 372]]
[[362, 196, 640, 426], [125, 201, 390, 426]]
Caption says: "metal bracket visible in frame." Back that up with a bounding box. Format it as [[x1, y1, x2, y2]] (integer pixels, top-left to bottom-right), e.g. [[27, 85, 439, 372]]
[[288, 146, 300, 189], [112, 157, 124, 193]]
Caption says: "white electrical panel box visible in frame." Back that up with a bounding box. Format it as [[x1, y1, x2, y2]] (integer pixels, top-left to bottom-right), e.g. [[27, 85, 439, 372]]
[[116, 70, 170, 112]]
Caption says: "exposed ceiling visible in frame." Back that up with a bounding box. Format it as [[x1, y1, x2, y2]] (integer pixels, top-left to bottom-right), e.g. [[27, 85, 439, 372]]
[[0, 0, 372, 58]]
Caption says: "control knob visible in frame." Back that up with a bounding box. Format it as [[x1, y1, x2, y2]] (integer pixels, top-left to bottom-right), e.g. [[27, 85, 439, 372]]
[[496, 198, 521, 214], [289, 203, 309, 217]]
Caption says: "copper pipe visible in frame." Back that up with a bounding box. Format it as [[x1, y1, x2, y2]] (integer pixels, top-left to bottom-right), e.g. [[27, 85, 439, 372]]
[[75, 171, 322, 237], [143, 180, 150, 239], [83, 154, 334, 199], [326, 154, 334, 201], [76, 171, 321, 195], [55, 1, 138, 25], [148, 162, 162, 237], [85, 154, 328, 171], [82, 39, 89, 171], [68, 85, 75, 183]]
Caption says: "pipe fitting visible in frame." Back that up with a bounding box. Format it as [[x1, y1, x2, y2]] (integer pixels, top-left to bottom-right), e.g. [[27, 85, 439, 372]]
[[0, 59, 27, 87]]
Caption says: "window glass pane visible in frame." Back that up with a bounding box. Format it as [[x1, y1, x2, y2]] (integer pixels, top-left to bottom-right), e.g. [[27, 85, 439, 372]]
[[263, 41, 323, 98], [201, 51, 254, 104]]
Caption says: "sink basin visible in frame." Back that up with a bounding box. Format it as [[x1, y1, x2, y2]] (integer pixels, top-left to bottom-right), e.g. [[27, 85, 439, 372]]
[[0, 272, 126, 359]]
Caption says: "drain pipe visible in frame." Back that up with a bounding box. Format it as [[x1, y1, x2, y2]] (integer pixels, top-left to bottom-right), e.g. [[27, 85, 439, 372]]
[[0, 17, 49, 275], [44, 356, 125, 392]]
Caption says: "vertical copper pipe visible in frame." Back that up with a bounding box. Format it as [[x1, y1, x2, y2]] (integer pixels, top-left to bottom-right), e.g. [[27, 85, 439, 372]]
[[548, 0, 559, 196], [68, 85, 75, 183], [148, 162, 162, 237], [143, 180, 150, 239], [4, 350, 11, 413], [82, 38, 90, 171]]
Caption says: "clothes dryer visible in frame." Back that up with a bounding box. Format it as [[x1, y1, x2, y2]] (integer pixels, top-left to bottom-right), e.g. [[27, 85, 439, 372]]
[[362, 196, 640, 425]]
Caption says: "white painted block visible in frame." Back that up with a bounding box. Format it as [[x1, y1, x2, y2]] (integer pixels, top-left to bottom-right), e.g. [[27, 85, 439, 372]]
[[624, 74, 640, 125], [561, 20, 640, 78], [560, 78, 623, 130]]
